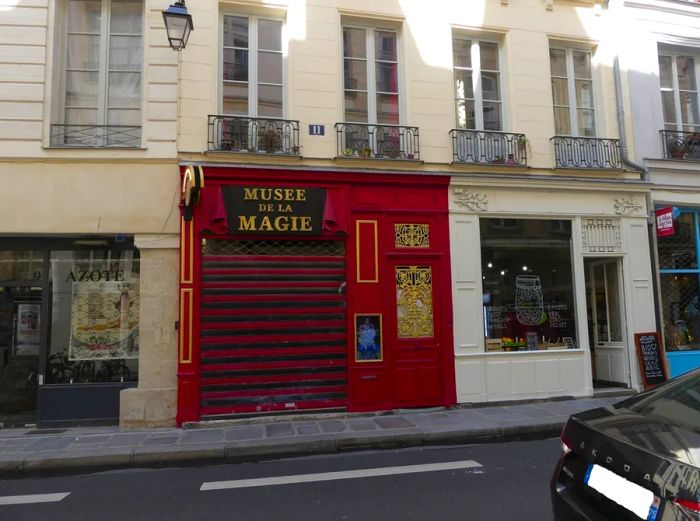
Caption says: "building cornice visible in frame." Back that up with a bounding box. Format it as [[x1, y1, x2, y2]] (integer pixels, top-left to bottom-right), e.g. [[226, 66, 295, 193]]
[[624, 0, 700, 17]]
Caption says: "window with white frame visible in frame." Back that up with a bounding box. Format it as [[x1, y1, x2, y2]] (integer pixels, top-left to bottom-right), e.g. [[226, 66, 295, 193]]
[[342, 26, 400, 124], [549, 47, 595, 137], [452, 38, 502, 131], [222, 15, 283, 117], [58, 0, 143, 145], [659, 53, 700, 132]]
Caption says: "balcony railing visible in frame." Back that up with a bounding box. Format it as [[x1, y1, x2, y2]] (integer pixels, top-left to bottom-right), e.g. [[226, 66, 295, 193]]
[[551, 136, 621, 169], [335, 123, 419, 160], [50, 124, 141, 148], [660, 130, 700, 160], [208, 115, 300, 155], [450, 129, 527, 166]]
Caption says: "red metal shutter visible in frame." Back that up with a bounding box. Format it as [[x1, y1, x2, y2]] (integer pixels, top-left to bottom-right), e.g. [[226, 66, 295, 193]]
[[199, 240, 347, 418]]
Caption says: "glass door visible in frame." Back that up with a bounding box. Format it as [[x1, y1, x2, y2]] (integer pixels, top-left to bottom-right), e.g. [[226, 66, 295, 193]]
[[0, 285, 43, 426], [585, 258, 628, 387]]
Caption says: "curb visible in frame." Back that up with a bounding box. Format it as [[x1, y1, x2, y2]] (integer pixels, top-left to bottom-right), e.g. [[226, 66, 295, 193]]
[[0, 420, 566, 477]]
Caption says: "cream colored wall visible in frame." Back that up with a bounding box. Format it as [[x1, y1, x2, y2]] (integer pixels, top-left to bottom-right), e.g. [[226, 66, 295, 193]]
[[0, 161, 179, 234], [173, 0, 622, 171], [449, 180, 655, 402]]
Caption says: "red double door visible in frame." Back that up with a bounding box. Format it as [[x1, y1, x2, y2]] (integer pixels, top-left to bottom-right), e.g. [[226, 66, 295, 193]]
[[348, 214, 454, 412]]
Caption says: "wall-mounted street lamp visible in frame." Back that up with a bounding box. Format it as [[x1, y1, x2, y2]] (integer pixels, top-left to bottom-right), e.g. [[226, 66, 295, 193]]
[[162, 1, 194, 51]]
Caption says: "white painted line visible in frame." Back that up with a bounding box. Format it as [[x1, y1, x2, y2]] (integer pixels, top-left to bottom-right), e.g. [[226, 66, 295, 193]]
[[0, 492, 70, 506], [201, 460, 482, 491]]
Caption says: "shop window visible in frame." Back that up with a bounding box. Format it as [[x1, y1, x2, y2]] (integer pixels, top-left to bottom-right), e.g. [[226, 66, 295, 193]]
[[396, 265, 433, 338], [46, 249, 139, 384], [549, 46, 595, 136], [452, 37, 502, 131], [658, 209, 700, 351], [0, 251, 43, 282], [481, 218, 577, 351], [657, 212, 696, 270], [222, 15, 284, 117]]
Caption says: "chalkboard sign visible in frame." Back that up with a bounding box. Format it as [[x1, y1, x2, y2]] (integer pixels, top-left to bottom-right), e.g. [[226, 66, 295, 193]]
[[634, 332, 668, 390]]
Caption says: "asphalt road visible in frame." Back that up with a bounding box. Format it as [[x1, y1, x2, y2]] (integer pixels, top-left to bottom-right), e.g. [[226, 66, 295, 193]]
[[0, 437, 560, 521]]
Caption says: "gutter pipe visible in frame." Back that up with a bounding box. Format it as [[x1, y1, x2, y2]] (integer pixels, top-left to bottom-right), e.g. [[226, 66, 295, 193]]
[[613, 55, 662, 333]]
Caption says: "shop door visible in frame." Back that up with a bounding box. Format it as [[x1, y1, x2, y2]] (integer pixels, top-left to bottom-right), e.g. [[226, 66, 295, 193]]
[[0, 285, 42, 426], [585, 258, 629, 387], [199, 239, 347, 418], [390, 260, 444, 407]]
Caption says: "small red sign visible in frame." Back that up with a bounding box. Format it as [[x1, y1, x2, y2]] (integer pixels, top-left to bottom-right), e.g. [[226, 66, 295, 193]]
[[656, 207, 675, 238]]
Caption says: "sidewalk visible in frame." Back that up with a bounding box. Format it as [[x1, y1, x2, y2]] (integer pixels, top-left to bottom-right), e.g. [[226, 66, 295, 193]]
[[0, 395, 624, 475]]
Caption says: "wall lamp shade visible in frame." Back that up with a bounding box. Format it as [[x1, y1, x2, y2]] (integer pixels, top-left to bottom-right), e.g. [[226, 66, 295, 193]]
[[162, 1, 193, 51]]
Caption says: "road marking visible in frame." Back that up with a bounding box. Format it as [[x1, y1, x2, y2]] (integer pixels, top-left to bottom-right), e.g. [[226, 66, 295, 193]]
[[201, 460, 482, 491], [0, 492, 70, 506]]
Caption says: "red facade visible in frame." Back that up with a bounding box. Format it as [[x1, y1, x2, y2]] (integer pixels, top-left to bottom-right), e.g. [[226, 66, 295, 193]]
[[176, 166, 455, 425]]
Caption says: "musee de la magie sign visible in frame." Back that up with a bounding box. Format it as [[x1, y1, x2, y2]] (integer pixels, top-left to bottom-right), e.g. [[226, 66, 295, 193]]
[[222, 186, 326, 235]]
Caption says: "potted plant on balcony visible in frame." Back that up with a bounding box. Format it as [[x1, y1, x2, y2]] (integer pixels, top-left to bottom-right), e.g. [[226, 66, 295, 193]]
[[686, 133, 700, 160], [342, 148, 354, 157], [516, 135, 530, 156], [386, 144, 400, 159], [260, 128, 279, 153], [665, 135, 687, 159], [361, 146, 373, 158]]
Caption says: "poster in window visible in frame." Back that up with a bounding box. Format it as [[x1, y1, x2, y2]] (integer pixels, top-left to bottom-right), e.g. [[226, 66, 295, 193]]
[[355, 314, 382, 362], [69, 280, 139, 361], [15, 303, 40, 356]]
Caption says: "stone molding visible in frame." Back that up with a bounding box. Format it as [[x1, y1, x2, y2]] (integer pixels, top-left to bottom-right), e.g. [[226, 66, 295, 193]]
[[453, 188, 488, 212]]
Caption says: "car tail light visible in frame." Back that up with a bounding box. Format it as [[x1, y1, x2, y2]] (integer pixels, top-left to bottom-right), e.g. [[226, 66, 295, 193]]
[[673, 498, 700, 519], [561, 435, 572, 456]]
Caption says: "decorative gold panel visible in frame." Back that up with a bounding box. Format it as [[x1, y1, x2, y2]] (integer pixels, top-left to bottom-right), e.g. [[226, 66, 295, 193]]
[[396, 265, 434, 338], [394, 224, 430, 248]]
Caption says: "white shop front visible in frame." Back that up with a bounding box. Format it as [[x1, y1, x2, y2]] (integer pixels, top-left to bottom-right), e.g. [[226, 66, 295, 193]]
[[449, 180, 656, 402]]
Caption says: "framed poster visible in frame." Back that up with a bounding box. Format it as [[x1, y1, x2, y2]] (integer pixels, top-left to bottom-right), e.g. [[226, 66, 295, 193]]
[[14, 302, 40, 356], [355, 313, 382, 362], [69, 281, 139, 361]]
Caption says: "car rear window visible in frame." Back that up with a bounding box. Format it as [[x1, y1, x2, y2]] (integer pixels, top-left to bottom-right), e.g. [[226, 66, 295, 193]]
[[622, 370, 700, 432]]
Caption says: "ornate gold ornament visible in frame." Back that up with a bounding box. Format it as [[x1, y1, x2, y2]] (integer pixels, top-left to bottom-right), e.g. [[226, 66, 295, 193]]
[[181, 165, 204, 221], [396, 265, 434, 338], [395, 224, 430, 248]]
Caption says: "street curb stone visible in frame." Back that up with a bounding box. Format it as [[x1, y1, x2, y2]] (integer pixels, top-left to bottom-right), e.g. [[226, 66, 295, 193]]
[[0, 395, 625, 476], [0, 421, 569, 476]]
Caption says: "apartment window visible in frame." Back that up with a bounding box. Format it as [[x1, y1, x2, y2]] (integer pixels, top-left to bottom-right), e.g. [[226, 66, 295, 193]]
[[222, 15, 283, 117], [453, 38, 502, 130], [343, 26, 400, 124], [659, 53, 700, 132], [59, 0, 143, 144], [550, 47, 595, 136]]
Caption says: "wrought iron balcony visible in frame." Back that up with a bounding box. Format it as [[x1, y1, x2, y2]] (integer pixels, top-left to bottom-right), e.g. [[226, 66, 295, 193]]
[[208, 115, 300, 155], [49, 124, 141, 148], [551, 136, 621, 169], [450, 129, 527, 166], [660, 130, 700, 160], [334, 122, 419, 160]]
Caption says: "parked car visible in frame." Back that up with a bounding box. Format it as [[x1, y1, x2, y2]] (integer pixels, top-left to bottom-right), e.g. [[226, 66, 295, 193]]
[[551, 369, 700, 520]]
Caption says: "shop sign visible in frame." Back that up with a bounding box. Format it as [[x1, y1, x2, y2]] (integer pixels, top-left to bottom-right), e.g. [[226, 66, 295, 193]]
[[222, 186, 326, 235], [656, 207, 675, 238]]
